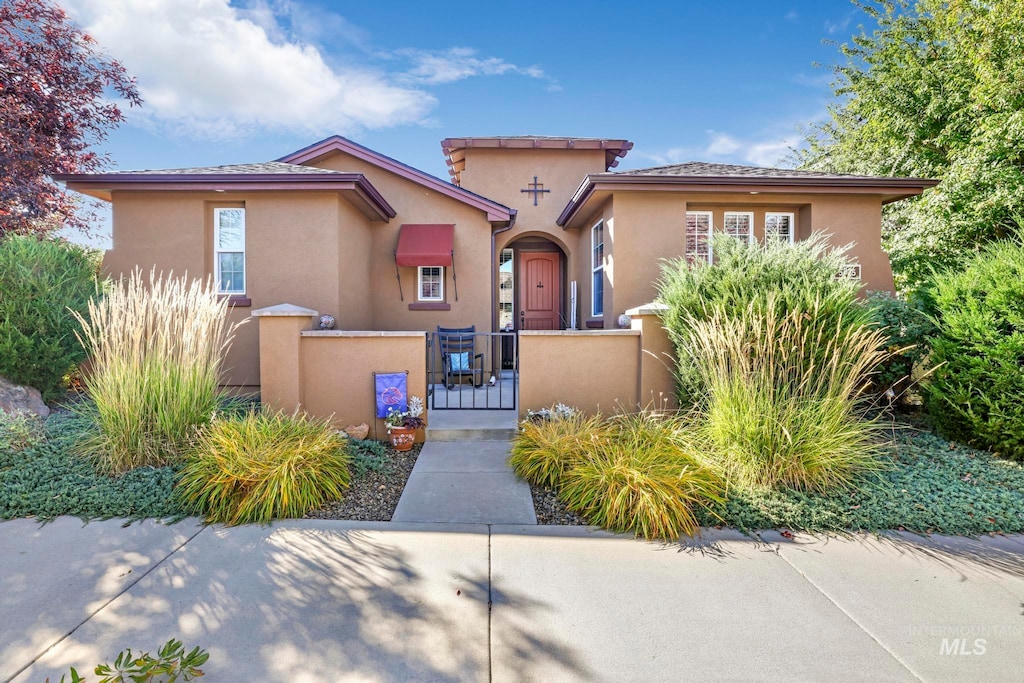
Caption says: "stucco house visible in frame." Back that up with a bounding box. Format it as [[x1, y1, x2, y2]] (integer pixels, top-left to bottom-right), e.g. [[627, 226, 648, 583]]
[[56, 135, 936, 396]]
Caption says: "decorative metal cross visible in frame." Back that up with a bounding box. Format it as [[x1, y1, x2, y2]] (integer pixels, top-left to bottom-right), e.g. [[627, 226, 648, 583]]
[[520, 176, 551, 206]]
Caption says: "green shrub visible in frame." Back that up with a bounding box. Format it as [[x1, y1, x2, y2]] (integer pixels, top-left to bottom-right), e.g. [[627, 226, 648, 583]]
[[865, 291, 937, 401], [72, 270, 242, 473], [658, 232, 868, 405], [509, 409, 611, 488], [683, 295, 889, 492], [178, 410, 351, 525], [922, 239, 1024, 460], [52, 638, 209, 683], [0, 235, 99, 399], [558, 411, 724, 541]]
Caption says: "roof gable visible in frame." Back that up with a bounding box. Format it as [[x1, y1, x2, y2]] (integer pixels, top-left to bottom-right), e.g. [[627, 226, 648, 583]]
[[278, 135, 515, 224]]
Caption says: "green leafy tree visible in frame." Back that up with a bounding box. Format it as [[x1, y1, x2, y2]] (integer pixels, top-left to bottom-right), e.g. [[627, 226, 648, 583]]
[[798, 0, 1024, 290]]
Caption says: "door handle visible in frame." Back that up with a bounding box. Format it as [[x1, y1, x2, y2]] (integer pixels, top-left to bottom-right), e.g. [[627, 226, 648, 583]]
[[520, 310, 525, 327]]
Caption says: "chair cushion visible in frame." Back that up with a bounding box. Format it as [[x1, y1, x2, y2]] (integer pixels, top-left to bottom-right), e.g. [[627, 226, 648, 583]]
[[450, 352, 470, 372]]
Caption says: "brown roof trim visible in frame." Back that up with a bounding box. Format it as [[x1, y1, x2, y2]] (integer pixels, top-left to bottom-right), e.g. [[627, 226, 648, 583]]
[[440, 136, 633, 185], [556, 173, 940, 227], [55, 172, 397, 222], [277, 135, 515, 225]]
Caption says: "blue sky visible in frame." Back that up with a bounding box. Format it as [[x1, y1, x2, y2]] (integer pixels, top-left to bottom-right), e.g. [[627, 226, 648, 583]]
[[59, 0, 867, 241]]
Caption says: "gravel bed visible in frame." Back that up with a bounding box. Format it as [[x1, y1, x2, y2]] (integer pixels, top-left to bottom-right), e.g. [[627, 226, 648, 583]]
[[307, 442, 421, 522], [530, 483, 587, 526]]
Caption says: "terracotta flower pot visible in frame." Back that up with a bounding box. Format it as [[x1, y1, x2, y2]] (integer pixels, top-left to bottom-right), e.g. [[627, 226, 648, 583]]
[[389, 425, 416, 451]]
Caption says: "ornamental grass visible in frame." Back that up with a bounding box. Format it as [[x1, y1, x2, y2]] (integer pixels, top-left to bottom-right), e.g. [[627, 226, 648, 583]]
[[559, 411, 724, 541], [178, 410, 351, 525], [683, 295, 890, 492], [512, 409, 724, 540], [72, 270, 241, 473], [509, 410, 610, 488]]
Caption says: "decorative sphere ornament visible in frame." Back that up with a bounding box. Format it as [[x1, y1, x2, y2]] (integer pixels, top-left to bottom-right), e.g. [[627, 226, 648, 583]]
[[617, 313, 632, 329], [318, 314, 336, 330]]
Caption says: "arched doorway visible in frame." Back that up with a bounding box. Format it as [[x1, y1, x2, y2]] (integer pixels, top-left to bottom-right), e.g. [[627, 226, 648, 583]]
[[499, 235, 567, 332]]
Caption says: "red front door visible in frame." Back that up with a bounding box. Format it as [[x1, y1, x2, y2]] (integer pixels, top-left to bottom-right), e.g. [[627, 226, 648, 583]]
[[519, 252, 561, 330]]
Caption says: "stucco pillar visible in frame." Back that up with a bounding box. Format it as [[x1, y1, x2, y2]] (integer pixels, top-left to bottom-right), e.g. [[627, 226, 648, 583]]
[[251, 303, 318, 414], [627, 303, 678, 410]]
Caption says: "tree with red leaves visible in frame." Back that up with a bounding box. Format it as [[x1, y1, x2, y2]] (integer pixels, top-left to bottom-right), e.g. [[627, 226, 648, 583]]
[[0, 0, 141, 236]]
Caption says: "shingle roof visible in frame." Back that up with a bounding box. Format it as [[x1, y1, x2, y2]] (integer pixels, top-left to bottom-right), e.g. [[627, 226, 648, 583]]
[[616, 161, 882, 180], [104, 161, 350, 175]]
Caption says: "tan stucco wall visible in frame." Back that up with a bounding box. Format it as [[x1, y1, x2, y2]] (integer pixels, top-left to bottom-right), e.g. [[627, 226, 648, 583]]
[[104, 190, 375, 386], [518, 330, 640, 417], [300, 332, 428, 440], [308, 152, 494, 336], [461, 148, 609, 329]]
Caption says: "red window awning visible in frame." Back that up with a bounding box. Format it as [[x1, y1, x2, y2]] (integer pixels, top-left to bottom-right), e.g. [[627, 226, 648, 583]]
[[395, 224, 454, 267]]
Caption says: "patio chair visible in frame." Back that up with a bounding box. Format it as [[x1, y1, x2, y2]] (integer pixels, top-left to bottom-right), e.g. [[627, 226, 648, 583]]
[[437, 325, 484, 389]]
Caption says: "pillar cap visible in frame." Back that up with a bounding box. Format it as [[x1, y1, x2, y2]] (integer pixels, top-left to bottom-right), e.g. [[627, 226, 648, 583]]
[[252, 303, 319, 317], [625, 302, 669, 316]]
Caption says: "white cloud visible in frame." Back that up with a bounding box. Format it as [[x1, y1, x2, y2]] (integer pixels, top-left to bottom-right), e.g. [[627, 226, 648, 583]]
[[396, 47, 547, 85], [824, 16, 852, 35], [636, 129, 802, 169], [784, 10, 799, 22], [61, 0, 552, 139]]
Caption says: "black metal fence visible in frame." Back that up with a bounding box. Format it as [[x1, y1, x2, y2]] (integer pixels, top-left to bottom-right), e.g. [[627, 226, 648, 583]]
[[427, 331, 517, 410]]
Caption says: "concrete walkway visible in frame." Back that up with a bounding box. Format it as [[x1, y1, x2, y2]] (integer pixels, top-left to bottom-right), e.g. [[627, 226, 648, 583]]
[[3, 519, 1023, 682], [392, 440, 537, 524]]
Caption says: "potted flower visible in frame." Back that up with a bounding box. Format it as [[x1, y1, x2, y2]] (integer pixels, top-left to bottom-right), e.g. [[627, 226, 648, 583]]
[[385, 396, 425, 451]]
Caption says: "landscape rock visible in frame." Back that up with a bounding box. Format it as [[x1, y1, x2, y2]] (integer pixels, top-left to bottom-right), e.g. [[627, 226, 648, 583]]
[[0, 375, 49, 419], [344, 423, 369, 440]]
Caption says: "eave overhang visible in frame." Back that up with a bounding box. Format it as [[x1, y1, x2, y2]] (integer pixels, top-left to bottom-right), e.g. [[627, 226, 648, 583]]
[[440, 137, 634, 186], [278, 135, 515, 226], [557, 173, 941, 229], [53, 172, 397, 222]]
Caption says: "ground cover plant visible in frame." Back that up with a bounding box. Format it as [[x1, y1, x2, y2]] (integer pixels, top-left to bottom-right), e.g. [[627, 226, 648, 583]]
[[178, 410, 352, 525], [701, 428, 1024, 536], [511, 409, 723, 540], [72, 270, 242, 473], [0, 235, 99, 399], [921, 239, 1024, 461], [0, 412, 185, 522]]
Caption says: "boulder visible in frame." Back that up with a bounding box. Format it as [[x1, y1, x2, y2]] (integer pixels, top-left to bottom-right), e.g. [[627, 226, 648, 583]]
[[344, 423, 369, 440], [0, 375, 50, 419]]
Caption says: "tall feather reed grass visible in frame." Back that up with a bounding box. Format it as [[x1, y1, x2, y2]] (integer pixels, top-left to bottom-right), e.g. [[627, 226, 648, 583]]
[[658, 232, 869, 406], [682, 294, 891, 491], [72, 270, 242, 473], [178, 410, 350, 525]]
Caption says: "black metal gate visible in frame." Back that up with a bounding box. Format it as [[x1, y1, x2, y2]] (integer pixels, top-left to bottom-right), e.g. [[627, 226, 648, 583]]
[[427, 330, 517, 410]]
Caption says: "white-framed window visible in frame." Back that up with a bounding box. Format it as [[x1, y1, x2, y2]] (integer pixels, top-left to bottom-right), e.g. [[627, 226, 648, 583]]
[[591, 220, 604, 317], [685, 211, 713, 264], [765, 212, 795, 244], [214, 208, 245, 295], [418, 266, 444, 301], [724, 211, 754, 244]]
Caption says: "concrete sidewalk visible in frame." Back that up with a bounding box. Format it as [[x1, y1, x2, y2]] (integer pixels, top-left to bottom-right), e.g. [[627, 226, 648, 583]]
[[3, 519, 1023, 682], [392, 440, 536, 525]]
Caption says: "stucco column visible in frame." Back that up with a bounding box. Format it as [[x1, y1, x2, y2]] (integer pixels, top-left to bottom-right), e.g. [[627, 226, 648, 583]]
[[627, 303, 678, 410], [251, 303, 318, 414]]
